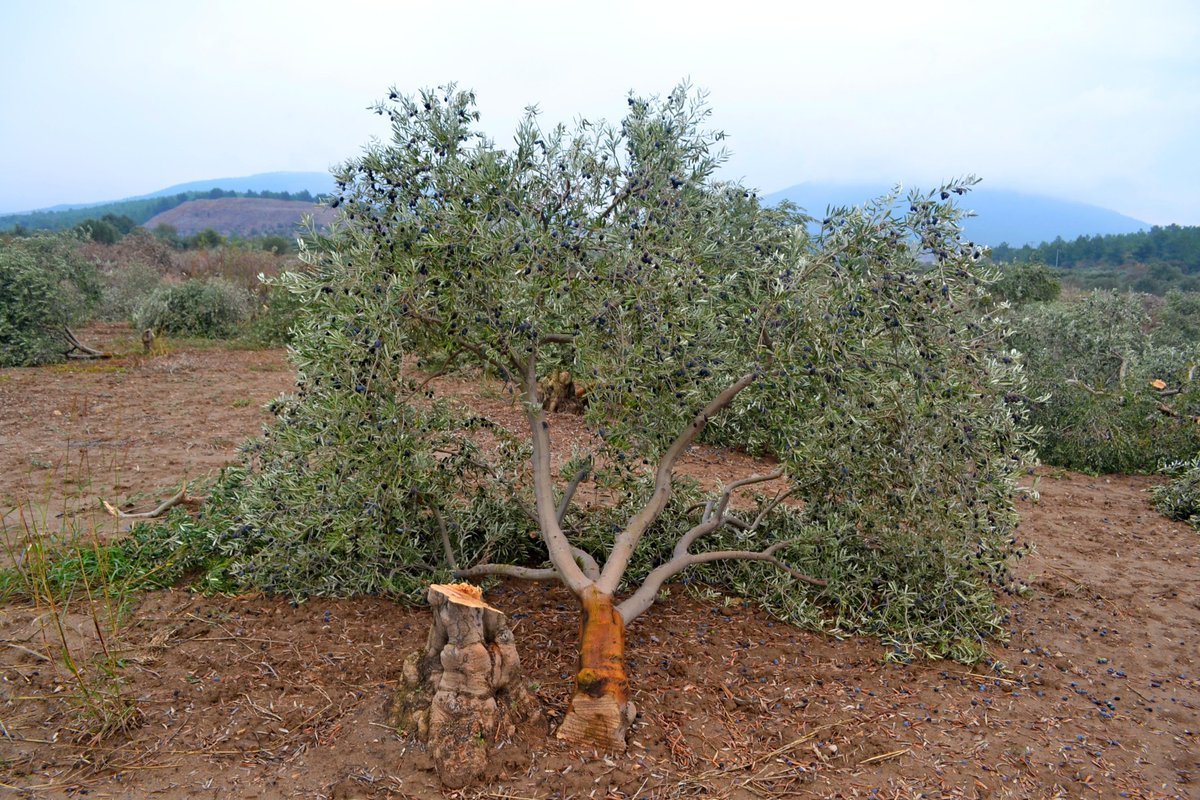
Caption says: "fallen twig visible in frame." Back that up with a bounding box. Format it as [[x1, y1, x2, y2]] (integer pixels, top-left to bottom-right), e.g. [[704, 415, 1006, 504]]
[[102, 483, 190, 519], [859, 747, 910, 765], [2, 642, 51, 662]]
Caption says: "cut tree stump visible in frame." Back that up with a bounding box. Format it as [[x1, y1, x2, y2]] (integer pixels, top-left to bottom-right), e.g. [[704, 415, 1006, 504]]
[[389, 583, 544, 789], [539, 370, 588, 414]]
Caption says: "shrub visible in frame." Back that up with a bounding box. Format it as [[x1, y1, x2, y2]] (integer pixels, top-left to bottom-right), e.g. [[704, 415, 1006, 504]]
[[98, 262, 166, 322], [989, 261, 1061, 305], [1010, 291, 1200, 473], [132, 277, 252, 338], [173, 245, 292, 297], [1156, 290, 1200, 348], [0, 233, 100, 366], [241, 274, 306, 346], [1152, 454, 1200, 530]]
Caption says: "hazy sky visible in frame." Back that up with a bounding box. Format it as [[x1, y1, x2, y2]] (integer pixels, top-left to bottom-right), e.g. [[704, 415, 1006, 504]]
[[1, 0, 1197, 224]]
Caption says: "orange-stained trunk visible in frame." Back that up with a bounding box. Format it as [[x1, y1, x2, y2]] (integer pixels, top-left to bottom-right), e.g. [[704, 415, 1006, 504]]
[[556, 586, 635, 750]]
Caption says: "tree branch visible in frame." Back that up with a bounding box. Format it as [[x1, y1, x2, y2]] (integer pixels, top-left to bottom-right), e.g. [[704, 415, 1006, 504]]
[[672, 471, 784, 559], [555, 463, 601, 579], [617, 540, 826, 625], [63, 327, 112, 359], [597, 372, 759, 594], [454, 563, 560, 581], [599, 184, 633, 220], [413, 311, 522, 377], [556, 464, 591, 525], [523, 350, 591, 594], [102, 483, 190, 519], [571, 546, 601, 581], [1065, 377, 1107, 397], [430, 505, 459, 572]]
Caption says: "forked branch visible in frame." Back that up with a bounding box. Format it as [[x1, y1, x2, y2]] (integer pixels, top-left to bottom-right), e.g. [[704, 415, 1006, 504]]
[[598, 372, 758, 594], [618, 539, 826, 624], [63, 326, 112, 360]]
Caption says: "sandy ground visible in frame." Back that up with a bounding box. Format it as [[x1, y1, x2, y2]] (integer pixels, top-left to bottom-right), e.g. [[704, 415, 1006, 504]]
[[0, 325, 1197, 799]]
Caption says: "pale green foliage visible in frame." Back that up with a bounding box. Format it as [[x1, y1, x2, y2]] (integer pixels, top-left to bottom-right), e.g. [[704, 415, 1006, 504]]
[[0, 233, 100, 366], [98, 262, 166, 322], [137, 85, 1034, 660], [1152, 454, 1200, 530], [989, 261, 1061, 306], [1009, 291, 1200, 473], [132, 277, 252, 337], [1156, 290, 1200, 348]]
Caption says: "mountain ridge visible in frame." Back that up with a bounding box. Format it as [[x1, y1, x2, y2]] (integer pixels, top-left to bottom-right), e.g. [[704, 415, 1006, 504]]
[[761, 182, 1149, 247], [4, 172, 1152, 248], [3, 172, 337, 217]]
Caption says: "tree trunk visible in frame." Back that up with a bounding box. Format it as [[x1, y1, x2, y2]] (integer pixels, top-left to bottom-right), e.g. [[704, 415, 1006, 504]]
[[556, 586, 636, 751], [390, 583, 544, 788]]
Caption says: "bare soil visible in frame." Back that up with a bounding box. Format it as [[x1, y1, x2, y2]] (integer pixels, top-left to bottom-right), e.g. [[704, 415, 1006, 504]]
[[1, 326, 1197, 799]]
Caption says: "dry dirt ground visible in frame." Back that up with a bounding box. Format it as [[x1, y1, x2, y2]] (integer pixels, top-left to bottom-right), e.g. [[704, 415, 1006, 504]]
[[1, 326, 1197, 799]]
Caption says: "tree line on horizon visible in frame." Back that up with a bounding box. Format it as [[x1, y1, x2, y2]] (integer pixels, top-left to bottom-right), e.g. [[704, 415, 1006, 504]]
[[992, 224, 1200, 294]]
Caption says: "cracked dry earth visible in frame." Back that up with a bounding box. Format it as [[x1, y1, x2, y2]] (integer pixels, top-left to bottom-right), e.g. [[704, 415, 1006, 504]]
[[1, 326, 1196, 798]]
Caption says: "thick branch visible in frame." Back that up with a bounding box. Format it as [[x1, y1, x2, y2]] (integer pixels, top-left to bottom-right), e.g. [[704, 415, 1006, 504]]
[[617, 540, 826, 625], [597, 372, 758, 594], [63, 327, 112, 359], [524, 351, 591, 594], [571, 546, 601, 581], [453, 563, 559, 582], [540, 333, 575, 345]]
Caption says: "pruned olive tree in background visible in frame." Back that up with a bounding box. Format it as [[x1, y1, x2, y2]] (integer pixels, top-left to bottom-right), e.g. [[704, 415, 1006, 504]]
[[1007, 290, 1200, 473], [0, 233, 101, 366]]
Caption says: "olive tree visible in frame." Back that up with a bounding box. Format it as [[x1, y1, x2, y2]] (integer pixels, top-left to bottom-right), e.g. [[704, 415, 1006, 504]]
[[1008, 291, 1200, 473], [296, 84, 1035, 750], [0, 233, 100, 366]]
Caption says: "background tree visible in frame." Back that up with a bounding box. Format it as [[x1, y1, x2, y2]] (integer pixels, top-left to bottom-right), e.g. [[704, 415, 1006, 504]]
[[1008, 290, 1200, 472], [0, 233, 100, 366]]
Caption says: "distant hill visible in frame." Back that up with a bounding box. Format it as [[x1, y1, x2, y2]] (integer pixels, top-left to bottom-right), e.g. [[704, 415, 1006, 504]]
[[0, 171, 337, 232], [762, 182, 1149, 247], [144, 198, 336, 238], [138, 171, 337, 200]]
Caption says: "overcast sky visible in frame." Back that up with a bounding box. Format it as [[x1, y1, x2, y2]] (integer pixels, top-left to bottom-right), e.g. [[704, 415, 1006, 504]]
[[1, 0, 1197, 224]]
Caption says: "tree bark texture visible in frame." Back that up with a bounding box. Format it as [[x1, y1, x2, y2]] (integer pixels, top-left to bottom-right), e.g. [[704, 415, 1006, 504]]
[[390, 583, 544, 788], [556, 586, 636, 751]]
